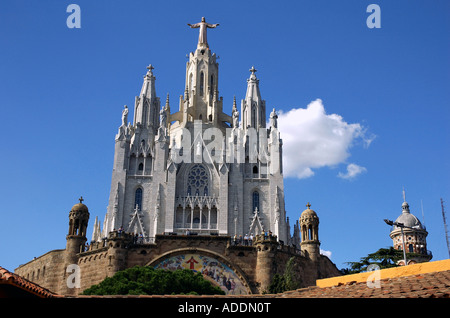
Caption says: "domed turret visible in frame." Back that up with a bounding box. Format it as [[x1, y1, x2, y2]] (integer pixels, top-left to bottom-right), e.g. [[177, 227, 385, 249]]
[[389, 195, 431, 264], [70, 202, 89, 214], [393, 201, 424, 230], [300, 203, 320, 262], [66, 197, 90, 256], [300, 202, 319, 242], [68, 197, 90, 237]]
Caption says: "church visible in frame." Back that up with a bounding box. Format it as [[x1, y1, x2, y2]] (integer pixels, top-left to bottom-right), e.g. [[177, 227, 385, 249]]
[[15, 18, 341, 295], [102, 16, 289, 246]]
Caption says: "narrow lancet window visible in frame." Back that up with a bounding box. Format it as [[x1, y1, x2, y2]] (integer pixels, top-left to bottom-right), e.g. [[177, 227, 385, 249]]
[[200, 72, 204, 96], [135, 188, 143, 210], [252, 191, 260, 212]]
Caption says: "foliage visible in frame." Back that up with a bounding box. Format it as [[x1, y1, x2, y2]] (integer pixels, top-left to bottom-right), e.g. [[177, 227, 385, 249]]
[[268, 257, 301, 293], [343, 246, 425, 274], [82, 266, 225, 295]]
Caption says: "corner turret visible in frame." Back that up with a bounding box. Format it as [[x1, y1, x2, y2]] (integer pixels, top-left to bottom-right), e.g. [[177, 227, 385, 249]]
[[66, 197, 90, 255], [300, 202, 320, 262]]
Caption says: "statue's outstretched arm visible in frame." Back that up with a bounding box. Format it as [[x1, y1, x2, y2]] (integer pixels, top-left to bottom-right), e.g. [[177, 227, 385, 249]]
[[187, 23, 200, 28], [207, 23, 219, 28]]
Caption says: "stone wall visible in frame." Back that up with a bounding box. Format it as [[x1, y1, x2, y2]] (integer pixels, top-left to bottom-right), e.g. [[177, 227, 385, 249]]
[[15, 249, 66, 295], [15, 233, 341, 296]]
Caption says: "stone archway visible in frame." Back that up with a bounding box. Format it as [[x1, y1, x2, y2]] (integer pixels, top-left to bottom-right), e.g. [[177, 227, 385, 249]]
[[147, 248, 252, 295]]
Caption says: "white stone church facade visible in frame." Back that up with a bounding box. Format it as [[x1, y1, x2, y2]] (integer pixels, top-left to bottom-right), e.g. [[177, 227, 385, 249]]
[[15, 20, 342, 295], [97, 17, 294, 245]]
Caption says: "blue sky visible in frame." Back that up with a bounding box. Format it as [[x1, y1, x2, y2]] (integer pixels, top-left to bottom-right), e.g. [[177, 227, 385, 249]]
[[0, 0, 449, 272]]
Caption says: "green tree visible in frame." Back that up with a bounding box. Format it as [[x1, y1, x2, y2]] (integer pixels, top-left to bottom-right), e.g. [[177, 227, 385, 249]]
[[343, 247, 424, 274], [82, 266, 225, 295], [268, 257, 301, 293]]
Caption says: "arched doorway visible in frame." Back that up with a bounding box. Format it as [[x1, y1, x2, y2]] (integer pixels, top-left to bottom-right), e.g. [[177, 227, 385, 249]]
[[147, 249, 252, 295]]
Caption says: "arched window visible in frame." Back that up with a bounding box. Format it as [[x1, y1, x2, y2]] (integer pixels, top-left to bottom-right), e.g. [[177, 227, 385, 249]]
[[135, 188, 143, 210], [253, 165, 258, 174], [408, 244, 414, 253], [200, 72, 204, 96], [252, 191, 260, 212], [138, 163, 144, 171]]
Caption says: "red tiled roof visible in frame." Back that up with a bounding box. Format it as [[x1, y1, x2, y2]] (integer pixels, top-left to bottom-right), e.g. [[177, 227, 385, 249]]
[[73, 270, 450, 299], [275, 270, 450, 298], [0, 266, 59, 298]]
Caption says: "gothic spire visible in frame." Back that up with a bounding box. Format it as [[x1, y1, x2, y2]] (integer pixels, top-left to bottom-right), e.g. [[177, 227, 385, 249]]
[[134, 64, 160, 128], [241, 66, 266, 129], [140, 64, 156, 99]]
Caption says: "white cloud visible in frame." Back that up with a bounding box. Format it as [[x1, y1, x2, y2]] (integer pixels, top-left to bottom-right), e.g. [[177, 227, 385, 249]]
[[277, 99, 372, 179], [320, 249, 332, 259], [338, 163, 367, 180]]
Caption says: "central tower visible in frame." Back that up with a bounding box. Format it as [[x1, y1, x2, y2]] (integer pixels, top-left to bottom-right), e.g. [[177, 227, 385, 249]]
[[170, 17, 231, 130]]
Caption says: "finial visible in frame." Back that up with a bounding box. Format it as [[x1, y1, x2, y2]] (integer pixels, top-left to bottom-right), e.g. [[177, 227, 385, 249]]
[[165, 93, 170, 107], [79, 196, 84, 203], [306, 202, 311, 209], [249, 66, 257, 74], [402, 187, 406, 202], [146, 64, 155, 76], [184, 85, 189, 100]]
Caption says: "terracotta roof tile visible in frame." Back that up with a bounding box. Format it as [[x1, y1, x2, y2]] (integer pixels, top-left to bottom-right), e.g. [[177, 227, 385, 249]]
[[0, 266, 59, 298], [282, 270, 450, 298]]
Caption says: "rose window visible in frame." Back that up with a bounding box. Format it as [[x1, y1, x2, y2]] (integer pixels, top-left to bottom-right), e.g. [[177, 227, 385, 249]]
[[187, 164, 209, 196]]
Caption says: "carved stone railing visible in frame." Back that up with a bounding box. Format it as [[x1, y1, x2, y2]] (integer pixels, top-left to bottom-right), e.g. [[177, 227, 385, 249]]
[[175, 195, 219, 208]]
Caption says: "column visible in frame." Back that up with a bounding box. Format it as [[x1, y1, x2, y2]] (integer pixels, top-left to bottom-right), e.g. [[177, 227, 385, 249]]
[[143, 155, 146, 175], [199, 206, 203, 230], [208, 207, 211, 229]]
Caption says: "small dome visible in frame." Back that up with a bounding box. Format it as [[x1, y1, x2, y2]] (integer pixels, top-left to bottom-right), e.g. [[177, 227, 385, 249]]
[[393, 201, 424, 230], [301, 202, 318, 218], [70, 197, 89, 213], [71, 203, 88, 212]]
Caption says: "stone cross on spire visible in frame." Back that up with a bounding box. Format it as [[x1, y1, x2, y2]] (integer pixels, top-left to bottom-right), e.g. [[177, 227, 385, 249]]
[[188, 17, 219, 48], [249, 66, 258, 80], [146, 64, 154, 75]]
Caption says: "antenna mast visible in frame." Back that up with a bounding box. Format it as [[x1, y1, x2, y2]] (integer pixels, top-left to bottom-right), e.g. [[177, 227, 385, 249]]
[[441, 198, 450, 258], [421, 200, 425, 227]]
